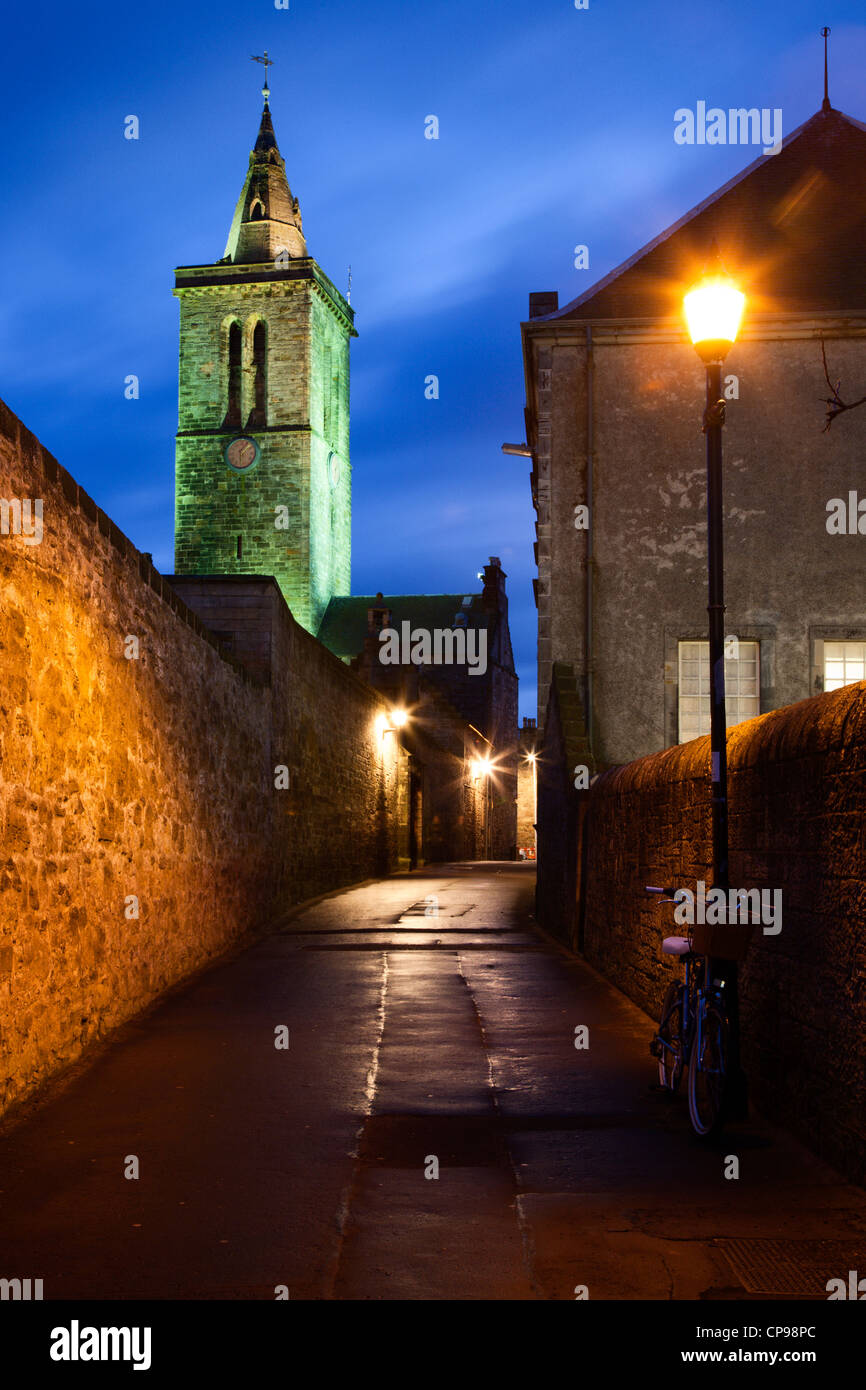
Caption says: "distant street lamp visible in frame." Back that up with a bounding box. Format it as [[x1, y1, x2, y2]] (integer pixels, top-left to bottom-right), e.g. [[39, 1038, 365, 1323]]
[[526, 751, 538, 856], [684, 248, 746, 1110], [471, 754, 494, 859], [378, 707, 409, 738]]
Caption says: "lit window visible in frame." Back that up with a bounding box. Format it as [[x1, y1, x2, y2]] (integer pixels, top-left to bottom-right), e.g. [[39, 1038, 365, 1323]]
[[678, 640, 760, 742], [824, 641, 866, 691]]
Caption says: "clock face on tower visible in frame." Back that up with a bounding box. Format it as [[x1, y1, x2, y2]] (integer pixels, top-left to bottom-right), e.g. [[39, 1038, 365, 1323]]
[[225, 436, 260, 471]]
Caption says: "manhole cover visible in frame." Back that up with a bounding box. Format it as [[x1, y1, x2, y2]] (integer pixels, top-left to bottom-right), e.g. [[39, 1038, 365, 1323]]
[[716, 1238, 866, 1296], [398, 902, 474, 919], [360, 1113, 505, 1168]]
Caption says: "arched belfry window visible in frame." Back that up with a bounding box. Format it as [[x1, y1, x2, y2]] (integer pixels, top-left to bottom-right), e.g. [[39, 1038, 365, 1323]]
[[223, 321, 242, 430], [247, 321, 267, 428], [250, 198, 266, 221]]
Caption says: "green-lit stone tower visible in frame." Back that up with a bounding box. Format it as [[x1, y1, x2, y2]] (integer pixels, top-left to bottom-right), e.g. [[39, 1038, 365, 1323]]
[[173, 87, 355, 634]]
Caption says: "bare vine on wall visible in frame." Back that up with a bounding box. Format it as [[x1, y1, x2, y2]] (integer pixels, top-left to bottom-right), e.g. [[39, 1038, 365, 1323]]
[[820, 338, 866, 431]]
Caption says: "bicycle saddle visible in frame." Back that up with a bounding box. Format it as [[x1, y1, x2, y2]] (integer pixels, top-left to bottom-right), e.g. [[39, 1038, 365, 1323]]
[[662, 936, 691, 955]]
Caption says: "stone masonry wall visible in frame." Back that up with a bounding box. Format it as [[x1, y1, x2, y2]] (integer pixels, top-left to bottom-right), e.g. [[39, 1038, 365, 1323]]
[[529, 326, 866, 766], [0, 400, 407, 1119], [309, 286, 352, 629], [581, 683, 866, 1183], [268, 580, 407, 895], [174, 277, 333, 634]]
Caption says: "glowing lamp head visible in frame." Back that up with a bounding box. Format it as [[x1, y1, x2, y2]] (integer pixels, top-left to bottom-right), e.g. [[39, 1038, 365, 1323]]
[[377, 708, 408, 738], [684, 271, 745, 364]]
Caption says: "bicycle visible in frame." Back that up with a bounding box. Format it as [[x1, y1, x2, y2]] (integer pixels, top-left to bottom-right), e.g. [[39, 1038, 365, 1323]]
[[646, 886, 730, 1137]]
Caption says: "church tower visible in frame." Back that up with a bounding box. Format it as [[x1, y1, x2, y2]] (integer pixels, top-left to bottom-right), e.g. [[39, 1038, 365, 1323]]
[[173, 80, 355, 634]]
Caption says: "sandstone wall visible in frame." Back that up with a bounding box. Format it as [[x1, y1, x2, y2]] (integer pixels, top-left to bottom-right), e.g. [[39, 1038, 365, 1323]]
[[0, 400, 406, 1118], [409, 683, 481, 864], [516, 764, 536, 853], [516, 722, 540, 855], [536, 663, 592, 946], [269, 580, 406, 897], [581, 683, 866, 1183]]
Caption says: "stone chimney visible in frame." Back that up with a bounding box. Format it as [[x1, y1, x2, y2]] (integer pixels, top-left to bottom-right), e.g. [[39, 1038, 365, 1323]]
[[366, 592, 391, 631], [529, 291, 558, 319], [482, 556, 507, 614]]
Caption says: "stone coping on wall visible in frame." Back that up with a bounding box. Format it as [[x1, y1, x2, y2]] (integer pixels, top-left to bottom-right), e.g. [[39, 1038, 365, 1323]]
[[0, 391, 449, 729], [0, 395, 265, 688], [164, 572, 396, 713], [594, 680, 866, 795]]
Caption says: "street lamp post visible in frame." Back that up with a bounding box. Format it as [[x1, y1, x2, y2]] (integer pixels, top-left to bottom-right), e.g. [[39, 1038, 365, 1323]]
[[684, 250, 747, 1114]]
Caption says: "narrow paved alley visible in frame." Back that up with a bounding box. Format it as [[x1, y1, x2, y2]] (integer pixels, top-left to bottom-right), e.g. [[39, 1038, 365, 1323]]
[[2, 863, 864, 1300]]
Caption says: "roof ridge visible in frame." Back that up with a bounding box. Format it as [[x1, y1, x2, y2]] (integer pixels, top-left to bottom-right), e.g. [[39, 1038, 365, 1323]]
[[329, 592, 482, 603], [540, 106, 864, 323]]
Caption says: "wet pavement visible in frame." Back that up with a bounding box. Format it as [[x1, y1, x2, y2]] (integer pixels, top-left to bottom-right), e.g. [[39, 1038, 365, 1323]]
[[2, 862, 865, 1300]]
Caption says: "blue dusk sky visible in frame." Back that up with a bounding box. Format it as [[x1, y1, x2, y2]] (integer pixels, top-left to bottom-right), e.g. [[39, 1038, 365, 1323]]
[[3, 1, 865, 718]]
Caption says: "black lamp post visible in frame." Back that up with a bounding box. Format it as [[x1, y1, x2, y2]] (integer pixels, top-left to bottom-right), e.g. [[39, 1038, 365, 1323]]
[[684, 252, 747, 1113]]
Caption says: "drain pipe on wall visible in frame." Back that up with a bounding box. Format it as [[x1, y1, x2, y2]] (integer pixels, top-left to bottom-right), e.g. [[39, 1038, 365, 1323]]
[[585, 325, 595, 758]]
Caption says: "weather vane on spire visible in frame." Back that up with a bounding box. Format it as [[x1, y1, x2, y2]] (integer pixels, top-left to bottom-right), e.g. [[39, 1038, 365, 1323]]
[[251, 51, 274, 101], [821, 26, 831, 112]]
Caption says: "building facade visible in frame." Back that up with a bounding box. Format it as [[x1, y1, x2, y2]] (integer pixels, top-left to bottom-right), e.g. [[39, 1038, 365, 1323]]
[[318, 557, 519, 859], [523, 104, 866, 770], [521, 102, 866, 933]]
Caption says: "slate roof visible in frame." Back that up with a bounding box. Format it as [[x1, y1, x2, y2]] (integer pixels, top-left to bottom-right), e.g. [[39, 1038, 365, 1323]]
[[539, 107, 866, 323], [318, 593, 488, 661]]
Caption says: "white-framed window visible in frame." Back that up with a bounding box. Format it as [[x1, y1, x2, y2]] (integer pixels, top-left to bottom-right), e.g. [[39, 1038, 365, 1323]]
[[824, 640, 866, 691], [678, 640, 760, 742]]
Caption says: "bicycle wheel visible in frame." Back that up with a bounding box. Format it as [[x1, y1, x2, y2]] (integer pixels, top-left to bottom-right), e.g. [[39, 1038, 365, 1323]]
[[656, 981, 686, 1092], [687, 1000, 729, 1137]]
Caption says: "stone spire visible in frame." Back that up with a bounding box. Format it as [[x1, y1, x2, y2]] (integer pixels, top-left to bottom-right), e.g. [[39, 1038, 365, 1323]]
[[223, 99, 307, 264]]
